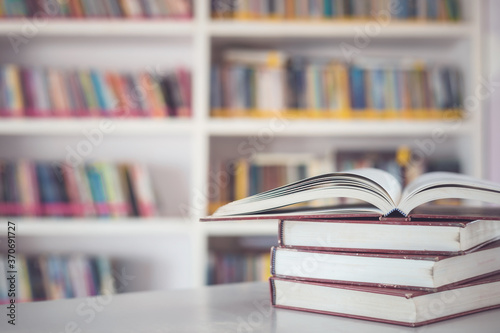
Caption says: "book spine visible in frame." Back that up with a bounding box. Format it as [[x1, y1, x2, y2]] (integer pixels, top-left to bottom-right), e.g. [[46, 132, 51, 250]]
[[0, 64, 192, 119]]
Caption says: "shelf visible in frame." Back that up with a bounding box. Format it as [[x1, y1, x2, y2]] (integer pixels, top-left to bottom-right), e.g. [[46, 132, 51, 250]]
[[209, 21, 471, 39], [0, 118, 193, 136], [207, 119, 472, 137], [202, 220, 278, 236], [0, 217, 192, 237], [0, 20, 194, 37]]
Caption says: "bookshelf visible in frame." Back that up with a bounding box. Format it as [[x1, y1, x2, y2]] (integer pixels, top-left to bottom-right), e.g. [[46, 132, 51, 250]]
[[0, 20, 194, 36], [0, 0, 485, 293]]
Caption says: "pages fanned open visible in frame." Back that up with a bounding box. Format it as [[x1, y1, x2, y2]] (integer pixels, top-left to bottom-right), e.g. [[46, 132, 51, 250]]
[[211, 168, 500, 218]]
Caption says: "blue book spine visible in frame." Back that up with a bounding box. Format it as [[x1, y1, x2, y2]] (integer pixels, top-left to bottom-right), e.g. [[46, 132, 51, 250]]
[[426, 0, 437, 19], [331, 0, 338, 17], [249, 164, 258, 196], [298, 164, 307, 181], [90, 71, 107, 112], [86, 165, 109, 217], [244, 66, 252, 109], [393, 70, 402, 110], [210, 66, 219, 109], [349, 66, 366, 109], [372, 69, 385, 110], [61, 257, 74, 298], [313, 65, 323, 109], [441, 68, 454, 109], [324, 0, 333, 17], [36, 164, 57, 204], [392, 0, 406, 18]]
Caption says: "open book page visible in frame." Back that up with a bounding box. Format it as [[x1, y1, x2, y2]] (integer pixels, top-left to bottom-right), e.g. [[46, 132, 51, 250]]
[[213, 168, 401, 217], [347, 168, 402, 205], [398, 172, 500, 216]]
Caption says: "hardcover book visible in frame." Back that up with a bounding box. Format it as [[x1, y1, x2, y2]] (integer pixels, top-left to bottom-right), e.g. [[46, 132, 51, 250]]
[[276, 217, 500, 254], [270, 274, 500, 327], [209, 168, 500, 218], [270, 241, 500, 291]]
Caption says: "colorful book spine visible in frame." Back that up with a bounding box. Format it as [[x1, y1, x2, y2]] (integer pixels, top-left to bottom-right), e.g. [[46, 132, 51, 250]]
[[0, 161, 157, 218], [0, 64, 192, 118], [210, 154, 332, 212], [211, 53, 463, 119], [207, 251, 272, 285], [212, 0, 461, 21], [0, 0, 192, 18], [0, 255, 116, 304], [209, 149, 461, 213]]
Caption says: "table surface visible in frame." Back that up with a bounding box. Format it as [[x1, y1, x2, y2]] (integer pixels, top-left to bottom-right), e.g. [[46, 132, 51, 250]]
[[3, 282, 500, 333]]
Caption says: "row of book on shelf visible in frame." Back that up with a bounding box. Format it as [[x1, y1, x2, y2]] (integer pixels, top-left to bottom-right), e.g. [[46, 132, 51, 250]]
[[207, 236, 274, 285], [207, 251, 271, 285], [0, 161, 156, 218], [204, 167, 500, 326], [0, 0, 192, 18], [0, 255, 116, 303], [211, 50, 463, 119], [0, 64, 191, 118], [209, 148, 460, 213], [212, 0, 461, 21]]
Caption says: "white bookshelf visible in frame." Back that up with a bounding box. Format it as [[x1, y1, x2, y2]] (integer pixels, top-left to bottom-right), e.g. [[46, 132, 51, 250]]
[[208, 21, 473, 38], [0, 20, 194, 36], [0, 118, 194, 135], [0, 0, 484, 292], [0, 218, 191, 236], [206, 119, 472, 137]]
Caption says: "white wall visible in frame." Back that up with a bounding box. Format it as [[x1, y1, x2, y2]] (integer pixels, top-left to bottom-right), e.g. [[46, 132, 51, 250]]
[[486, 0, 500, 182]]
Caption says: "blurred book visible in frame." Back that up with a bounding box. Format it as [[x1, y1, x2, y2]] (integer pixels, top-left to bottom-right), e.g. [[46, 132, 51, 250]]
[[0, 0, 192, 19], [209, 147, 461, 213], [0, 254, 116, 303], [211, 51, 463, 119], [212, 0, 461, 21], [207, 236, 276, 285], [0, 64, 191, 118], [209, 153, 333, 213], [0, 161, 157, 218]]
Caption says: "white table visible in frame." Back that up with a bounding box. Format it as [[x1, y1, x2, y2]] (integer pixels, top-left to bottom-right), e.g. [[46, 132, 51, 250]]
[[3, 282, 500, 332]]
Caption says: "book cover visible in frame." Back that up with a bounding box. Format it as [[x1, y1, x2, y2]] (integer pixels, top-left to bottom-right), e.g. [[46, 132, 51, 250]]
[[270, 274, 500, 327], [270, 242, 500, 291]]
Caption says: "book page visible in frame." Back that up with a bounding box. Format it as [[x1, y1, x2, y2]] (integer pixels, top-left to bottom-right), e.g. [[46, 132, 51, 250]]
[[399, 172, 500, 215], [402, 172, 500, 199], [348, 168, 402, 205], [213, 168, 401, 216]]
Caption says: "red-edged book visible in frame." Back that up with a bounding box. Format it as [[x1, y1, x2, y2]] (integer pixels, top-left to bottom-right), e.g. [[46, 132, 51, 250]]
[[202, 208, 500, 255], [270, 274, 500, 327], [276, 214, 500, 255], [270, 241, 500, 291], [201, 169, 500, 254]]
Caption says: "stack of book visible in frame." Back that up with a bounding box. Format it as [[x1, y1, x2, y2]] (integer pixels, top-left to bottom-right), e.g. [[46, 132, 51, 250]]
[[0, 254, 115, 303], [0, 161, 156, 218], [212, 0, 461, 21], [0, 64, 191, 118], [0, 0, 192, 18], [211, 50, 463, 119], [203, 168, 500, 326]]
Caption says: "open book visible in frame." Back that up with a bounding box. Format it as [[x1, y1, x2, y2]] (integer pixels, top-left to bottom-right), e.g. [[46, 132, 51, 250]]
[[212, 168, 500, 217]]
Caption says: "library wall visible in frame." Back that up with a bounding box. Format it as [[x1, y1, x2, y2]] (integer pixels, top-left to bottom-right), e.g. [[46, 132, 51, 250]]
[[486, 0, 500, 183], [0, 0, 489, 301]]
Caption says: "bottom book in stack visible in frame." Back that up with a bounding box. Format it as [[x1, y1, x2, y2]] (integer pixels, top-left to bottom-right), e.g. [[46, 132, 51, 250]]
[[270, 275, 500, 327], [269, 238, 500, 327]]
